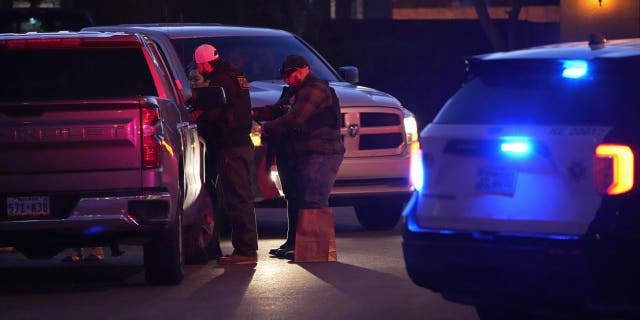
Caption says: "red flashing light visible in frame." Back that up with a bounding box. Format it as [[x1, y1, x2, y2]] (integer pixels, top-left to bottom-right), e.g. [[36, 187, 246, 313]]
[[141, 106, 159, 125], [142, 106, 161, 169], [143, 139, 161, 169]]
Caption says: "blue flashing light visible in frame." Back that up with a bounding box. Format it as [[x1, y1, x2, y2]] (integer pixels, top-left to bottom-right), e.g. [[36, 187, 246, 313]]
[[562, 60, 588, 79], [500, 137, 533, 157], [84, 226, 105, 235], [501, 142, 530, 154], [29, 17, 37, 25]]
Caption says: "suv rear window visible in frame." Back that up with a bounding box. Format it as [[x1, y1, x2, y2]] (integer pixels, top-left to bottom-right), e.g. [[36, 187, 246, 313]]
[[434, 59, 640, 126], [0, 48, 156, 101]]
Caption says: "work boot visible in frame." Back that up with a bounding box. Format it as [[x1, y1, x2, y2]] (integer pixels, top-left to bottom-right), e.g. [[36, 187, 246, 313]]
[[217, 251, 258, 265], [274, 248, 294, 260], [268, 240, 294, 255]]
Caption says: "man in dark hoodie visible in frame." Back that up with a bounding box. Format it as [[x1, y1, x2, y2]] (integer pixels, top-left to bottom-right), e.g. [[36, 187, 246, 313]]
[[192, 44, 257, 265]]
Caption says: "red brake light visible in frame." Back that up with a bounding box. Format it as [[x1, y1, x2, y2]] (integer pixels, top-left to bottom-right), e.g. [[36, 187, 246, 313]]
[[142, 107, 159, 126], [594, 144, 634, 195], [0, 35, 141, 50], [142, 107, 161, 169]]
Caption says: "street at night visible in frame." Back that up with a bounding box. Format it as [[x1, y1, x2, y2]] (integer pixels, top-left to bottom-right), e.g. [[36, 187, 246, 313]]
[[0, 207, 477, 320], [3, 1, 640, 319]]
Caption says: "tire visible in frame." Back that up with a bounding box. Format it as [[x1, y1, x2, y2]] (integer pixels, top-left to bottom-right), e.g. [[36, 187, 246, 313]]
[[183, 226, 208, 265], [143, 201, 184, 285], [183, 210, 215, 265], [354, 200, 404, 230]]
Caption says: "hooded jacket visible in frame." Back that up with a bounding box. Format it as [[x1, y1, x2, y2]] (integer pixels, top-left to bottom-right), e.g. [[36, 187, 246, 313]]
[[197, 59, 252, 148]]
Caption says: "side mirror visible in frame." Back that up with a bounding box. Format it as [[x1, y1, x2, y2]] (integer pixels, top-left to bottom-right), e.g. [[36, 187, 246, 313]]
[[190, 86, 227, 109], [338, 66, 359, 85]]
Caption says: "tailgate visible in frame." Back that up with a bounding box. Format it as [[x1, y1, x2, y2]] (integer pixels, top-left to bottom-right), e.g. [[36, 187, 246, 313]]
[[416, 124, 611, 236], [0, 100, 142, 192]]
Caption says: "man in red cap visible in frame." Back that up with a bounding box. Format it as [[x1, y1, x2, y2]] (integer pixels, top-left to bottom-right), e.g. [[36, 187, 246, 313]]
[[192, 44, 258, 265]]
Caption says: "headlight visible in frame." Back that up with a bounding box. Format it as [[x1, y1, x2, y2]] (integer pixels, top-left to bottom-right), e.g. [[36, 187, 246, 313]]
[[404, 115, 418, 143], [404, 112, 422, 191], [250, 121, 262, 147]]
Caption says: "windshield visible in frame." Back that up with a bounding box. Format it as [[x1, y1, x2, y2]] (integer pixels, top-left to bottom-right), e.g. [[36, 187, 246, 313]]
[[434, 63, 639, 126], [170, 35, 339, 82]]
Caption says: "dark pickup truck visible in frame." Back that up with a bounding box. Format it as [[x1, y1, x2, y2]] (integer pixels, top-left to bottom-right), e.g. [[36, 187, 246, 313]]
[[0, 31, 214, 285]]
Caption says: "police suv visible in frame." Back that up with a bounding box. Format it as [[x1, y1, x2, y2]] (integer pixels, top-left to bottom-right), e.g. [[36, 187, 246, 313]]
[[403, 37, 640, 318]]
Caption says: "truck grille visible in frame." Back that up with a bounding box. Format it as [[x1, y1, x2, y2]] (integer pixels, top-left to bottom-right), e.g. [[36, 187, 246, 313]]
[[359, 133, 404, 150], [341, 108, 406, 156], [360, 113, 401, 127]]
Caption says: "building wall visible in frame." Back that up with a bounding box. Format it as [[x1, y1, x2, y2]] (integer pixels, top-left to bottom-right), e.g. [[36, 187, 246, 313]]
[[393, 6, 560, 22], [561, 0, 639, 41]]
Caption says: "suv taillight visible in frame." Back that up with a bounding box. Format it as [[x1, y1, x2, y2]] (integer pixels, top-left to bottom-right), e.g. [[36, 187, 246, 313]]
[[409, 142, 424, 192], [594, 144, 634, 195], [142, 106, 161, 169]]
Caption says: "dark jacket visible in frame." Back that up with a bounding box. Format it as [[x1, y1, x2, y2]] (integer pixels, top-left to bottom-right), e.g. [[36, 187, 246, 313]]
[[197, 59, 252, 148], [252, 86, 295, 173], [262, 73, 345, 158]]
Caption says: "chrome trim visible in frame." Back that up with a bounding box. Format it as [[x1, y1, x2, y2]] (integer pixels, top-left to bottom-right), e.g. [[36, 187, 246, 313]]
[[0, 193, 172, 231]]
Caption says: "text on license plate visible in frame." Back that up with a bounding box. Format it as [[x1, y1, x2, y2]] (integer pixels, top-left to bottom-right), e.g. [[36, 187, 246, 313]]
[[476, 167, 517, 195], [7, 196, 50, 217]]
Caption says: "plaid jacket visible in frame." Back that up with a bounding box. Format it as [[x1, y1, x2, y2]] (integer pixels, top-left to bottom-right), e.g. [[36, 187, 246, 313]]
[[262, 73, 345, 158]]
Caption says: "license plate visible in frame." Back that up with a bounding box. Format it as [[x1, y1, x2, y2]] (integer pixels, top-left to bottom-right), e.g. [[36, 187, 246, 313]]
[[7, 196, 50, 217], [476, 167, 517, 195]]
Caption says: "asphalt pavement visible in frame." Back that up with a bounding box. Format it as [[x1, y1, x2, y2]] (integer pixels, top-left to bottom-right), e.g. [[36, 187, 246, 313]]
[[0, 207, 478, 320]]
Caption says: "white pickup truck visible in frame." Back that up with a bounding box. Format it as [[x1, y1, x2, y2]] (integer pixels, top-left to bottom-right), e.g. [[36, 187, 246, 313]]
[[85, 23, 420, 230]]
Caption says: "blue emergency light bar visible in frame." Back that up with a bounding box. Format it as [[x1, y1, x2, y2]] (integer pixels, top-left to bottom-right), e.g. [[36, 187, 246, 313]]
[[562, 60, 588, 79], [500, 137, 533, 157]]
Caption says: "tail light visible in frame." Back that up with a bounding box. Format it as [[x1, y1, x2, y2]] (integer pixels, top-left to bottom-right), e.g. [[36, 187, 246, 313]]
[[409, 141, 424, 192], [142, 106, 161, 169], [594, 144, 634, 195], [0, 35, 141, 49]]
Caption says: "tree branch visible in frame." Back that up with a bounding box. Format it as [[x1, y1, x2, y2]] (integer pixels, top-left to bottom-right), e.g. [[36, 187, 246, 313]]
[[507, 0, 524, 50], [472, 0, 505, 52]]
